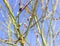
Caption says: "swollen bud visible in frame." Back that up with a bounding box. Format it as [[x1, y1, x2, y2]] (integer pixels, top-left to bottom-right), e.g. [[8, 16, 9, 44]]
[[19, 5, 23, 12]]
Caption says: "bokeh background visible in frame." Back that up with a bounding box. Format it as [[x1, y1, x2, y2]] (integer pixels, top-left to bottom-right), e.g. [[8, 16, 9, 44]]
[[0, 0, 60, 46]]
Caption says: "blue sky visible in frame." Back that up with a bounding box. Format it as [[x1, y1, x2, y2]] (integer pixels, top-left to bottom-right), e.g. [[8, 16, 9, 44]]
[[0, 0, 60, 46]]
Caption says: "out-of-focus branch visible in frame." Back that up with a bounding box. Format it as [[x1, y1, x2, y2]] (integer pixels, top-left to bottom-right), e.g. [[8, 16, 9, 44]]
[[3, 0, 18, 30], [0, 39, 16, 46], [16, 0, 32, 18], [3, 0, 16, 21], [53, 28, 60, 41], [50, 0, 58, 46]]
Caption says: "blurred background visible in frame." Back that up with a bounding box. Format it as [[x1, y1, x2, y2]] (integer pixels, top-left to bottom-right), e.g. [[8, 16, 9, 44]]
[[0, 0, 60, 46]]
